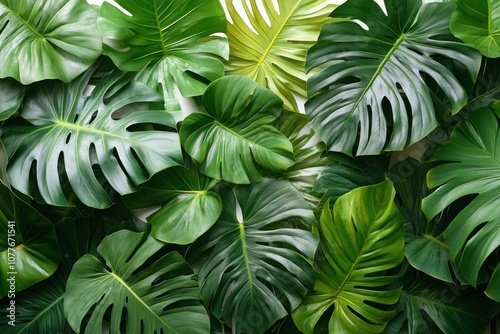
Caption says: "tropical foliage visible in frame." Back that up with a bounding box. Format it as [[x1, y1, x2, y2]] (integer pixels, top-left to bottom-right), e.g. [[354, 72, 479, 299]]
[[0, 0, 499, 333]]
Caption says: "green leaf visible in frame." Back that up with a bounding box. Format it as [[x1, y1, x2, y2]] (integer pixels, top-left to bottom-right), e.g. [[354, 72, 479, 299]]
[[187, 179, 318, 333], [0, 180, 59, 298], [389, 159, 454, 283], [0, 0, 102, 84], [293, 180, 405, 334], [65, 230, 209, 334], [274, 111, 332, 208], [451, 0, 500, 58], [465, 57, 500, 111], [423, 106, 500, 300], [2, 63, 183, 209], [98, 0, 228, 111], [306, 0, 481, 156], [123, 164, 222, 245], [0, 78, 24, 121], [383, 272, 500, 334], [224, 0, 336, 111], [180, 76, 294, 184]]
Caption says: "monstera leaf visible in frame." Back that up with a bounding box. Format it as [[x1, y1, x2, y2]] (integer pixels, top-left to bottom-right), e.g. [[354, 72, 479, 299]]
[[451, 0, 500, 58], [123, 162, 222, 245], [293, 180, 405, 334], [65, 230, 209, 333], [465, 57, 500, 111], [0, 181, 59, 298], [383, 272, 500, 334], [2, 63, 183, 209], [0, 78, 24, 121], [180, 76, 294, 184], [98, 0, 228, 111], [306, 0, 481, 156], [186, 179, 318, 333], [423, 106, 500, 301], [0, 0, 102, 84], [224, 0, 336, 111]]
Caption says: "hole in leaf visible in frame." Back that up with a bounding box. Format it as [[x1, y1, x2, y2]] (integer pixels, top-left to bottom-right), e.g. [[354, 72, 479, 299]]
[[65, 132, 72, 144], [347, 305, 375, 325]]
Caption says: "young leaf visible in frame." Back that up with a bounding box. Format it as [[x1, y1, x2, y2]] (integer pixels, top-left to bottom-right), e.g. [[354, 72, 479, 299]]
[[187, 179, 318, 334], [123, 164, 222, 245], [65, 230, 209, 334], [225, 0, 336, 111], [98, 0, 228, 111], [306, 0, 481, 156], [0, 0, 102, 84], [451, 0, 500, 58], [423, 106, 500, 301], [293, 180, 405, 334], [0, 180, 59, 298], [2, 64, 183, 209], [180, 76, 294, 184]]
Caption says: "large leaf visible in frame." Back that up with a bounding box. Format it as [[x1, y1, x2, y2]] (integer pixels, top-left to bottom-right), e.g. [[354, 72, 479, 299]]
[[423, 106, 500, 301], [98, 0, 228, 111], [0, 0, 102, 84], [306, 0, 481, 156], [0, 211, 145, 333], [293, 180, 405, 334], [2, 63, 183, 209], [65, 230, 209, 334], [180, 76, 294, 184], [224, 0, 336, 111], [0, 78, 24, 121], [451, 0, 500, 58], [383, 271, 500, 334], [389, 159, 455, 283], [274, 111, 333, 208], [186, 179, 318, 333], [0, 181, 59, 298], [123, 163, 222, 245]]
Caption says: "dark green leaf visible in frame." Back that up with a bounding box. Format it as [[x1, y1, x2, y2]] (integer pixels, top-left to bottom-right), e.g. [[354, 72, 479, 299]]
[[2, 64, 183, 208], [180, 76, 294, 184], [293, 180, 405, 334], [187, 179, 318, 333], [0, 0, 102, 84], [98, 0, 228, 111], [65, 230, 209, 334], [451, 0, 500, 58], [0, 78, 24, 121], [306, 0, 481, 155]]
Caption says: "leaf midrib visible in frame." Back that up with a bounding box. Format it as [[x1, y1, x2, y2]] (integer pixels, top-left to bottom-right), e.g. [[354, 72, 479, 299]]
[[1, 3, 45, 39], [257, 1, 301, 66], [239, 222, 254, 293], [110, 271, 176, 333], [20, 294, 64, 333]]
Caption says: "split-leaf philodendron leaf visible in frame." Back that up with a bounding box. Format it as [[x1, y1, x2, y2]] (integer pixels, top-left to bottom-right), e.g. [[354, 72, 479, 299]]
[[180, 75, 295, 184], [0, 181, 59, 298], [0, 78, 25, 121], [293, 180, 405, 334], [0, 0, 102, 84], [225, 0, 336, 111], [423, 106, 500, 302], [2, 63, 183, 209], [306, 0, 481, 156], [98, 0, 228, 111], [187, 179, 318, 333], [65, 230, 210, 334]]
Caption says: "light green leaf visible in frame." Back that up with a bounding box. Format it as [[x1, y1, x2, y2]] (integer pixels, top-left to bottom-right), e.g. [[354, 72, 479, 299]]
[[98, 0, 228, 111], [0, 180, 59, 298], [423, 106, 500, 300], [293, 180, 405, 334], [451, 0, 500, 58], [0, 0, 102, 84], [123, 164, 222, 245], [0, 78, 24, 121], [306, 0, 481, 156], [65, 230, 209, 334], [180, 76, 294, 184], [225, 0, 336, 111], [187, 179, 318, 334], [2, 63, 183, 209]]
